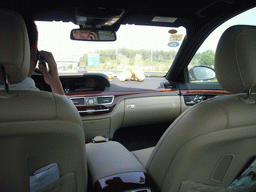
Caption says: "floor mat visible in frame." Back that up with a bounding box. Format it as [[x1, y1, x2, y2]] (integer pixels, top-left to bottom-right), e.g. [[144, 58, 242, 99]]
[[112, 122, 171, 151]]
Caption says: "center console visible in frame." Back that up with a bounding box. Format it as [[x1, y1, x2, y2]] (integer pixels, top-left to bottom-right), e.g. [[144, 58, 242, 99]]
[[86, 141, 160, 192], [95, 172, 158, 192]]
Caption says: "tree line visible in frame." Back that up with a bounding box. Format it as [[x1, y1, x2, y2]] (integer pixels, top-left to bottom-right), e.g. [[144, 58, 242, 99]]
[[78, 48, 215, 71], [189, 49, 215, 68]]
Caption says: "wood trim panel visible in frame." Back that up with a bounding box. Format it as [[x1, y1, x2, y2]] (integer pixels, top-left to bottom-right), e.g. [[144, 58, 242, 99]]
[[69, 89, 234, 116], [66, 89, 178, 97], [94, 172, 160, 192], [180, 89, 233, 95], [67, 89, 179, 116], [67, 89, 233, 116]]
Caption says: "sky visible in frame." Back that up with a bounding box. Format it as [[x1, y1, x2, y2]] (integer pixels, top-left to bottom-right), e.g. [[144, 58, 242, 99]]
[[198, 7, 256, 53], [36, 21, 186, 61], [36, 6, 256, 62]]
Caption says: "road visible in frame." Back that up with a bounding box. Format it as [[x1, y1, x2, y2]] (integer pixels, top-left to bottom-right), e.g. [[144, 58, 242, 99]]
[[59, 71, 168, 90]]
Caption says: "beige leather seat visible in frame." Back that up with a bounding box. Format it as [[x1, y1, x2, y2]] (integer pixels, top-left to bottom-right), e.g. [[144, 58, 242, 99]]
[[86, 25, 256, 192], [0, 10, 87, 191], [131, 25, 256, 191]]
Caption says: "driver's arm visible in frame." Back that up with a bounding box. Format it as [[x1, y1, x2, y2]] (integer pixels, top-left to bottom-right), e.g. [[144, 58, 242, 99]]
[[38, 50, 65, 95]]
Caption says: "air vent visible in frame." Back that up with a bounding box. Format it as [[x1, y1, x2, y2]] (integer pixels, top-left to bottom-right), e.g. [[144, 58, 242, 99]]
[[97, 96, 114, 104], [71, 98, 85, 106], [70, 96, 114, 106], [162, 82, 177, 89]]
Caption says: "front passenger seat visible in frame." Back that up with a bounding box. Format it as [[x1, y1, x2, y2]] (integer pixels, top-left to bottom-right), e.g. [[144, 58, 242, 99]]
[[131, 25, 256, 191], [86, 25, 256, 191], [0, 10, 87, 191]]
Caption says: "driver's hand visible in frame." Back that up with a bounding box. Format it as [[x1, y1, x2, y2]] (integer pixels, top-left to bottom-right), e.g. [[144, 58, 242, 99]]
[[38, 50, 65, 95], [89, 31, 99, 40]]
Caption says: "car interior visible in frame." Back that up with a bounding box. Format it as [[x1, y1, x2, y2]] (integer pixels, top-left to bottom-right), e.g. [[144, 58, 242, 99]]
[[1, 0, 256, 192]]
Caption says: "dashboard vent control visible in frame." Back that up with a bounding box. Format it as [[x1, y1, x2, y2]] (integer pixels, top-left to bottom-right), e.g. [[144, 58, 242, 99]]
[[184, 94, 216, 106], [70, 95, 114, 106], [97, 96, 114, 104], [71, 98, 84, 106], [162, 82, 177, 89]]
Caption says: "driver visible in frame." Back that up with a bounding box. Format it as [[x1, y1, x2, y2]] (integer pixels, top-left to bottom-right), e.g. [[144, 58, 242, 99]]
[[0, 15, 65, 95], [73, 29, 99, 40]]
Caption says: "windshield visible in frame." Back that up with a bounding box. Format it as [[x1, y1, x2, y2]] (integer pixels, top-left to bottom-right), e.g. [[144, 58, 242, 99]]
[[36, 21, 186, 82]]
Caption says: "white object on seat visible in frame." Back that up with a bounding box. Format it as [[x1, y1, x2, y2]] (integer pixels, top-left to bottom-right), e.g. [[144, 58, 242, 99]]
[[93, 136, 109, 143], [0, 10, 87, 191], [30, 163, 60, 192], [86, 141, 146, 183]]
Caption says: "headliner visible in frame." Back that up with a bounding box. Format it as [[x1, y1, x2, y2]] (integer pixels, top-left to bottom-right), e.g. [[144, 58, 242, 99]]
[[1, 0, 255, 28]]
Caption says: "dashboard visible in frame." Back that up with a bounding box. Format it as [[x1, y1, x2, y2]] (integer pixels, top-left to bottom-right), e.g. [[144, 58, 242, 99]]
[[61, 73, 110, 93], [31, 72, 231, 140]]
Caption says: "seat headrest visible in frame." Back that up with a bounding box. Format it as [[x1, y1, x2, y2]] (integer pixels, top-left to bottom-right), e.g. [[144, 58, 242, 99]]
[[215, 25, 256, 93], [0, 10, 30, 84]]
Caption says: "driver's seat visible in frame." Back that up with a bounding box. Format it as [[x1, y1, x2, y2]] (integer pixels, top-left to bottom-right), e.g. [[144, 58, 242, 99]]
[[0, 10, 87, 191]]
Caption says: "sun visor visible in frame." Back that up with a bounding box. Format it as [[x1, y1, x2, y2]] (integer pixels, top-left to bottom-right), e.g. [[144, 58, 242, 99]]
[[74, 7, 124, 29]]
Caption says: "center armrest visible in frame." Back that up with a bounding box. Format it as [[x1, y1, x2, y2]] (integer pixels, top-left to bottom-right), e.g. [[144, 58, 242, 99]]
[[86, 141, 146, 184]]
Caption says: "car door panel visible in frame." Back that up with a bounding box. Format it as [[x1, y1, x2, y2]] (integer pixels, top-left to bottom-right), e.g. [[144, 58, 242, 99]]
[[177, 83, 234, 113]]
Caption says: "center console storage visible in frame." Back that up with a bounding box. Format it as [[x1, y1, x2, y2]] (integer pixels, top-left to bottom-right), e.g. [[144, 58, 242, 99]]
[[82, 118, 110, 138], [86, 141, 159, 192]]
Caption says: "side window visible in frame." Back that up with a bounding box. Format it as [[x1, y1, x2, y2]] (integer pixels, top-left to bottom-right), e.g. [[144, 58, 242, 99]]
[[188, 7, 256, 83]]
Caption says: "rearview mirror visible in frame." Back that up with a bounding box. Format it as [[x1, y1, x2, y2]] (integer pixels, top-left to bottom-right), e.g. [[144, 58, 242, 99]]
[[70, 29, 116, 41], [189, 66, 216, 81]]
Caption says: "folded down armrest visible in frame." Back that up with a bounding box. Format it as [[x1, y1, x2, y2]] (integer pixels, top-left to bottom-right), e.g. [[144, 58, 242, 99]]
[[86, 141, 146, 184]]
